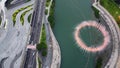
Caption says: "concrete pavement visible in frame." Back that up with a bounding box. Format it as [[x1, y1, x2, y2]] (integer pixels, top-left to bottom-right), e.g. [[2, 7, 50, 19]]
[[43, 15, 61, 68], [0, 0, 34, 68], [43, 0, 61, 67]]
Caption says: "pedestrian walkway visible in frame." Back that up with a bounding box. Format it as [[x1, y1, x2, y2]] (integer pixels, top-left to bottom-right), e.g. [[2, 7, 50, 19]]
[[93, 0, 120, 68]]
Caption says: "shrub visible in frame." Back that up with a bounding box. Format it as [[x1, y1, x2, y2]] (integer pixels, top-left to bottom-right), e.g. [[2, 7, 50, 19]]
[[28, 14, 32, 23], [37, 42, 47, 51], [92, 6, 100, 18], [42, 50, 47, 56]]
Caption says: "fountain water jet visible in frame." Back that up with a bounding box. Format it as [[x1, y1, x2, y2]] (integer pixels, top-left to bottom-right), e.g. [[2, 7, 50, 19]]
[[74, 21, 110, 53]]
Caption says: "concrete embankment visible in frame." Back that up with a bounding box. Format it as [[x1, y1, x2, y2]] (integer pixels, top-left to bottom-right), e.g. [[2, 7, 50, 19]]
[[43, 0, 61, 67], [48, 21, 61, 68], [43, 15, 61, 68]]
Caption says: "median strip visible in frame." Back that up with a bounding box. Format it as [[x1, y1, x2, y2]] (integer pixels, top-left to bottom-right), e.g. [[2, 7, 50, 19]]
[[37, 25, 47, 57]]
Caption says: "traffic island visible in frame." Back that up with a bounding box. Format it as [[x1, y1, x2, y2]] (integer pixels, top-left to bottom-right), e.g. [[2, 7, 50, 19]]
[[20, 8, 33, 25], [28, 13, 32, 23], [12, 4, 33, 26]]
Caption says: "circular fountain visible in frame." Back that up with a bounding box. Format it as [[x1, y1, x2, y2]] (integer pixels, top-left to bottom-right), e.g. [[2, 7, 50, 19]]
[[74, 21, 110, 53]]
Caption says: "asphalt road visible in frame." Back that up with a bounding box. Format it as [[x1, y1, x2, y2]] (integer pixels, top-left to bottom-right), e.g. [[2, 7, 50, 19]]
[[23, 0, 46, 68]]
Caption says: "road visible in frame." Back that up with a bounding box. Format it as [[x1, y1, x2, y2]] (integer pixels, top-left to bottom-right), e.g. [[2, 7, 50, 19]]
[[23, 0, 46, 68]]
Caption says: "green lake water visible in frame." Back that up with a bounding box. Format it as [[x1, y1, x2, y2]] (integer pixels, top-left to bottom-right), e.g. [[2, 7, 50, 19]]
[[53, 0, 102, 68]]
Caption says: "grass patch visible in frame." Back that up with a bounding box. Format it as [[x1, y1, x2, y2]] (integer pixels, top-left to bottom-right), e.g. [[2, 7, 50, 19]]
[[12, 4, 33, 26], [28, 13, 32, 23], [100, 0, 120, 26], [38, 57, 41, 68], [42, 50, 47, 56], [20, 8, 33, 25], [48, 0, 55, 28], [37, 25, 47, 56], [37, 42, 47, 51], [40, 25, 46, 42]]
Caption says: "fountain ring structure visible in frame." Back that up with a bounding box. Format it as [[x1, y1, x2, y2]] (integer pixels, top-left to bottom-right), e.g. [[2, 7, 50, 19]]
[[74, 21, 110, 53]]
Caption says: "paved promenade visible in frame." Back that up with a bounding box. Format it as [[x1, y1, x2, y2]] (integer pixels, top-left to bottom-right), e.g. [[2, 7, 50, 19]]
[[44, 16, 61, 68], [49, 20, 61, 68], [0, 0, 34, 68], [43, 0, 61, 68], [93, 0, 120, 68]]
